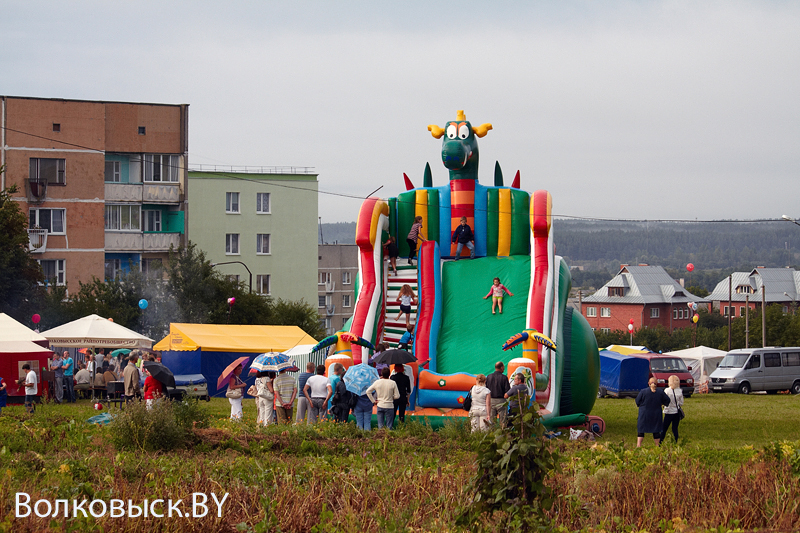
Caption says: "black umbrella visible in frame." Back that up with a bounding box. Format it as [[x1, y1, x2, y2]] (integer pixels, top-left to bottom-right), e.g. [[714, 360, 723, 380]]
[[143, 361, 176, 388], [372, 349, 416, 365]]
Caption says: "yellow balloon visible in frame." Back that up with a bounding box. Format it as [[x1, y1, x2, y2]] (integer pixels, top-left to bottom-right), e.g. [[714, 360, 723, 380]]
[[692, 315, 699, 323]]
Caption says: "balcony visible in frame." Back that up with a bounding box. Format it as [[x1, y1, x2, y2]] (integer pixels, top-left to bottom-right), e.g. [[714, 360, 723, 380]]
[[27, 179, 48, 204], [28, 228, 48, 253], [143, 183, 181, 203], [144, 232, 181, 252], [105, 232, 143, 252], [105, 183, 142, 202], [325, 281, 335, 293], [326, 305, 336, 316]]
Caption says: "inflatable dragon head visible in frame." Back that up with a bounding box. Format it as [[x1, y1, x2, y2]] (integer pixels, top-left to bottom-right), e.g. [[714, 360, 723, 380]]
[[428, 110, 492, 181]]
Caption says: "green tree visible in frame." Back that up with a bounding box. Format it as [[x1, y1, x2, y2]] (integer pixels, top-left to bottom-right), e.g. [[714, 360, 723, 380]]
[[0, 181, 44, 317], [270, 298, 325, 339]]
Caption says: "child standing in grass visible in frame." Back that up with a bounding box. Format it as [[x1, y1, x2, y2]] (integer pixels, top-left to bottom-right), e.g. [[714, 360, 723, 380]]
[[396, 284, 417, 326], [483, 277, 513, 314]]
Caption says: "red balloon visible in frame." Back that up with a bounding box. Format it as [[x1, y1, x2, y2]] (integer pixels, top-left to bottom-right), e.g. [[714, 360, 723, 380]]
[[686, 263, 695, 272], [31, 314, 41, 324], [629, 319, 635, 325]]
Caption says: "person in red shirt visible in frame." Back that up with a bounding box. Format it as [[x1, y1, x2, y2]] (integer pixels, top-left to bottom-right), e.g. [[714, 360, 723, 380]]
[[143, 358, 165, 410]]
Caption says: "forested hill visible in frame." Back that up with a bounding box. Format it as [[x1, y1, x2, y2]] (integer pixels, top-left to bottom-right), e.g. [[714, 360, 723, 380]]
[[321, 219, 800, 291]]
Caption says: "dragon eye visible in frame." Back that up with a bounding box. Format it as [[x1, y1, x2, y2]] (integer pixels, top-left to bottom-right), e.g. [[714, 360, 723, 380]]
[[458, 124, 470, 139], [446, 124, 457, 139]]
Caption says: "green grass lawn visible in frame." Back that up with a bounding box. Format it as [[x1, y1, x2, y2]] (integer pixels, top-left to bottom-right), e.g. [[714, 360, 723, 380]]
[[591, 392, 799, 448]]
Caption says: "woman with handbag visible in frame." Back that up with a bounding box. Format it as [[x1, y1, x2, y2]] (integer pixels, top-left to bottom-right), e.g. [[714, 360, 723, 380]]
[[467, 374, 492, 432], [662, 374, 685, 444], [254, 371, 275, 426], [226, 364, 247, 420]]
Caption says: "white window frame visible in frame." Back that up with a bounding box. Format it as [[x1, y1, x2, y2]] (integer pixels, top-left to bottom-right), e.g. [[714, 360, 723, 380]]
[[256, 234, 271, 255], [227, 274, 240, 284], [225, 233, 240, 255], [673, 308, 679, 319], [256, 274, 271, 295], [323, 318, 332, 335], [105, 258, 122, 280], [256, 192, 271, 214], [143, 154, 179, 183], [723, 306, 731, 317], [342, 271, 352, 285], [30, 158, 66, 185], [226, 192, 240, 214], [143, 210, 162, 232], [105, 161, 121, 182], [38, 259, 65, 286], [104, 204, 141, 231], [740, 306, 746, 317], [318, 295, 326, 308], [600, 307, 611, 318], [650, 308, 660, 318], [342, 294, 351, 308], [141, 258, 162, 277], [319, 272, 331, 285], [586, 307, 597, 318], [29, 208, 66, 234], [600, 328, 611, 334]]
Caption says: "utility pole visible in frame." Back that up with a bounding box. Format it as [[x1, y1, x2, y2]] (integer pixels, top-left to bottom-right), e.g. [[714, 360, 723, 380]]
[[745, 295, 749, 349], [728, 275, 732, 351], [762, 284, 767, 347]]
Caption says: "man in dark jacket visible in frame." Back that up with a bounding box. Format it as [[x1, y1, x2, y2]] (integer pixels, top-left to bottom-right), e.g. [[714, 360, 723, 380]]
[[486, 361, 510, 426], [451, 216, 475, 260], [330, 363, 352, 423]]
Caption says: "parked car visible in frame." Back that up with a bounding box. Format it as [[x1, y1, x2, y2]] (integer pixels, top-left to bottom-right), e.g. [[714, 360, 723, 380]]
[[628, 353, 694, 397], [709, 347, 800, 395], [173, 374, 211, 401]]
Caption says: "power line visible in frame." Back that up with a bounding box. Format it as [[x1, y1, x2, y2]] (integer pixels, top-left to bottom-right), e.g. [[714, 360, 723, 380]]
[[1, 124, 790, 224]]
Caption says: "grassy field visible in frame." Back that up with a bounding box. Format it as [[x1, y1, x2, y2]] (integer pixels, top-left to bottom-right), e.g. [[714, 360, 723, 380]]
[[0, 393, 798, 532]]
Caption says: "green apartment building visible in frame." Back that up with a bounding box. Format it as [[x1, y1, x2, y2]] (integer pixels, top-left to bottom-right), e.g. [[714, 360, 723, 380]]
[[187, 168, 319, 306]]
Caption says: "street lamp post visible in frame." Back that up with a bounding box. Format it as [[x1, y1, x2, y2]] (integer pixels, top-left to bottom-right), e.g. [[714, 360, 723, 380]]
[[781, 215, 800, 228], [211, 261, 253, 293]]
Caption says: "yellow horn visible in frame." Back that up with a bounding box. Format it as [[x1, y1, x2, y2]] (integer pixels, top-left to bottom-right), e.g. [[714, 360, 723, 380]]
[[456, 110, 466, 121], [428, 124, 445, 139], [472, 123, 493, 138]]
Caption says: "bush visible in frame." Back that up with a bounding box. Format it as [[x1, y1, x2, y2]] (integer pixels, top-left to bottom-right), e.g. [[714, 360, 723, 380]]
[[173, 398, 210, 430], [109, 400, 186, 452], [457, 395, 561, 532]]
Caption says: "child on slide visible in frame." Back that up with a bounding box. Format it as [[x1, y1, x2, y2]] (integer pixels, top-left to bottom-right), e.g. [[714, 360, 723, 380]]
[[396, 284, 417, 326], [483, 277, 513, 314], [383, 236, 399, 275]]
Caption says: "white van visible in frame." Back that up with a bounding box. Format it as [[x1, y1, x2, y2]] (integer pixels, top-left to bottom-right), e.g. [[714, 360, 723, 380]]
[[709, 347, 800, 395]]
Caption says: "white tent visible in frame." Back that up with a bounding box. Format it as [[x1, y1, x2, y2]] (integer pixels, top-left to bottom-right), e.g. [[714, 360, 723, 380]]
[[664, 346, 727, 392], [0, 313, 49, 345], [40, 314, 153, 349]]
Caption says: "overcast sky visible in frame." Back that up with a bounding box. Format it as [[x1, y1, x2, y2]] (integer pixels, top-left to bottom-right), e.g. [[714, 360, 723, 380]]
[[3, 1, 798, 223]]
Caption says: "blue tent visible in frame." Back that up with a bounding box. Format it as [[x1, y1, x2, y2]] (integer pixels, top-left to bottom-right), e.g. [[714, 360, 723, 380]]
[[598, 350, 650, 398]]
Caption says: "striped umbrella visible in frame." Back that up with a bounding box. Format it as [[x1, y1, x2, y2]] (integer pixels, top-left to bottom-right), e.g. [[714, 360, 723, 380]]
[[249, 352, 299, 374]]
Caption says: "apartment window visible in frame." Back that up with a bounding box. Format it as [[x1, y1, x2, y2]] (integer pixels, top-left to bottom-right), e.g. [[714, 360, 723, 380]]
[[342, 271, 352, 285], [29, 208, 65, 234], [673, 308, 678, 320], [105, 204, 140, 231], [343, 294, 351, 307], [52, 123, 61, 132], [227, 274, 240, 284], [342, 317, 349, 329], [225, 233, 240, 255], [30, 158, 66, 185], [322, 318, 332, 334], [723, 306, 731, 317], [319, 272, 331, 285], [256, 274, 271, 295], [600, 328, 611, 334], [226, 192, 240, 213], [650, 308, 660, 318], [256, 234, 271, 254], [143, 210, 162, 232], [256, 193, 271, 214], [586, 307, 597, 317], [608, 287, 624, 297], [141, 259, 162, 277], [740, 306, 746, 317], [143, 154, 178, 182], [318, 295, 326, 308], [104, 259, 122, 280], [105, 161, 121, 182], [138, 126, 146, 135], [38, 259, 65, 286], [600, 307, 611, 318]]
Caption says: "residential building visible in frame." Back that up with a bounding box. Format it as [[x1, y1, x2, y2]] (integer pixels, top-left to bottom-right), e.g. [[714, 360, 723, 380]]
[[187, 168, 318, 305], [581, 264, 707, 334], [1, 96, 189, 289], [707, 267, 800, 317], [317, 244, 358, 336]]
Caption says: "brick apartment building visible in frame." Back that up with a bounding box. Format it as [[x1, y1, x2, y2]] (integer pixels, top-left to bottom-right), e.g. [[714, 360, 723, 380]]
[[1, 96, 188, 290], [581, 264, 707, 334]]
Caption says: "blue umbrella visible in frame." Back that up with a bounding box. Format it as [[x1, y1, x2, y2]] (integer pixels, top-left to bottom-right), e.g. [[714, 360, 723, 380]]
[[249, 352, 299, 374], [343, 363, 380, 396]]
